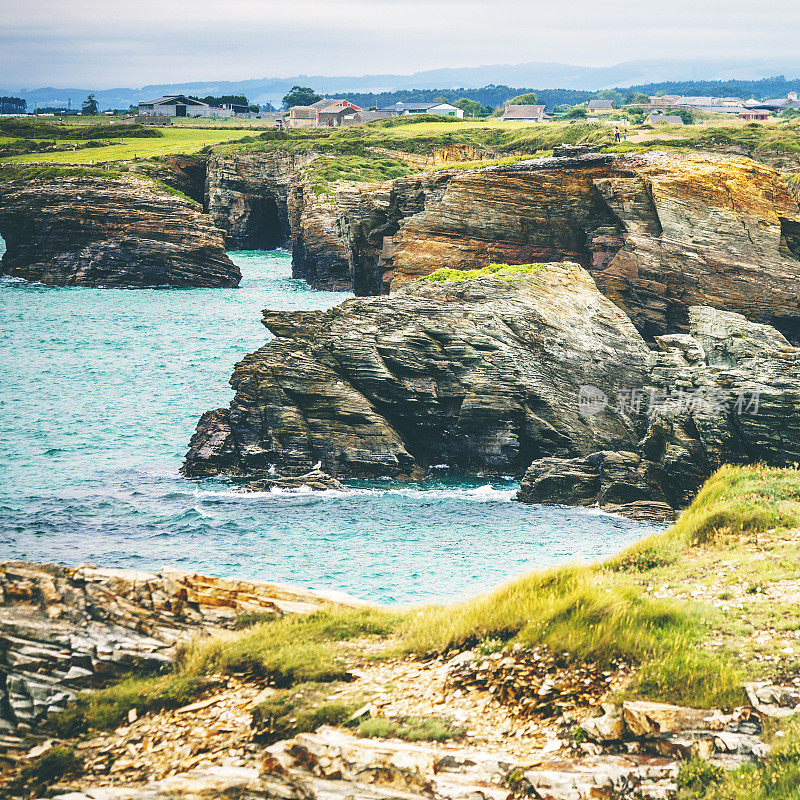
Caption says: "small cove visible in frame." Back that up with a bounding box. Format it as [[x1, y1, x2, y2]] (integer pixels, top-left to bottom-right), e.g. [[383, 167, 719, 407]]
[[0, 248, 660, 603]]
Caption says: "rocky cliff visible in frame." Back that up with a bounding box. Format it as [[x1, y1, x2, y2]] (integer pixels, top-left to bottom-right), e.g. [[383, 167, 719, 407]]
[[182, 263, 651, 480], [517, 305, 800, 514], [0, 177, 239, 288], [289, 170, 451, 293], [298, 151, 800, 340], [206, 152, 311, 251]]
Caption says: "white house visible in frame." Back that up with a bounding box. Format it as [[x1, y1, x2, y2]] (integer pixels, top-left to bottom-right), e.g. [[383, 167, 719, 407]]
[[379, 102, 464, 118]]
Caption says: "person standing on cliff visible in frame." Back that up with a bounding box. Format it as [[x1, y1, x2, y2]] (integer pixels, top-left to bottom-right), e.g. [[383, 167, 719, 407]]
[[614, 126, 620, 142]]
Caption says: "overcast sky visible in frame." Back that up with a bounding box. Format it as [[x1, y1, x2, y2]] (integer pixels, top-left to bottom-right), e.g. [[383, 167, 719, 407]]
[[2, 0, 799, 88]]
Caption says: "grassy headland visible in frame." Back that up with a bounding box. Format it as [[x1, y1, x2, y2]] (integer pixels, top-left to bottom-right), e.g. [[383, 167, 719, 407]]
[[52, 464, 800, 730], [43, 463, 800, 797]]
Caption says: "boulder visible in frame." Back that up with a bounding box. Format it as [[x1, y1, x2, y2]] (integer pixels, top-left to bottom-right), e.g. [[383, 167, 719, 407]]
[[182, 262, 651, 480], [516, 451, 675, 521], [243, 469, 346, 493], [622, 701, 716, 738], [0, 177, 239, 288], [745, 682, 800, 718], [579, 704, 625, 743]]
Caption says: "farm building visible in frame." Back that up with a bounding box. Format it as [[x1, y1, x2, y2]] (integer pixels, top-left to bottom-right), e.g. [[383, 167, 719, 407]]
[[737, 110, 770, 121], [138, 95, 222, 118], [500, 104, 547, 122], [587, 99, 615, 113], [646, 114, 685, 125], [288, 99, 362, 128]]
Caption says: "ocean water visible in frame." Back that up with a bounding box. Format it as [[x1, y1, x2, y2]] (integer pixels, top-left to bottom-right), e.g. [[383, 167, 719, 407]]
[[0, 248, 660, 604]]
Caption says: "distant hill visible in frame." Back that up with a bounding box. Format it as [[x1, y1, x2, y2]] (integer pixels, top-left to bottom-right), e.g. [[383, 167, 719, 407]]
[[5, 58, 800, 111]]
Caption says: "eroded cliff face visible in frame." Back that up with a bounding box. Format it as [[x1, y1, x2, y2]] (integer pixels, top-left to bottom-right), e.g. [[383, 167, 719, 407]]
[[206, 152, 310, 250], [518, 305, 800, 516], [289, 171, 452, 293], [304, 151, 800, 340], [0, 177, 239, 288], [182, 263, 651, 480]]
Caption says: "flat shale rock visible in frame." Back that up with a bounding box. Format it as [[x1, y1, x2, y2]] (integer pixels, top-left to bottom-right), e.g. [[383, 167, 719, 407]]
[[0, 177, 239, 287], [182, 262, 651, 480], [0, 562, 365, 738], [242, 469, 346, 493]]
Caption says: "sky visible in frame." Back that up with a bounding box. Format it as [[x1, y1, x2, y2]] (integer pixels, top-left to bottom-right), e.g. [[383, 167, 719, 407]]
[[2, 0, 800, 89]]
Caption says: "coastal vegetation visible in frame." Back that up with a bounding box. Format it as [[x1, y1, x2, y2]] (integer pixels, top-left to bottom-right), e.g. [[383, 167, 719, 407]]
[[0, 126, 255, 164], [49, 464, 800, 745], [302, 153, 419, 195], [419, 262, 548, 283]]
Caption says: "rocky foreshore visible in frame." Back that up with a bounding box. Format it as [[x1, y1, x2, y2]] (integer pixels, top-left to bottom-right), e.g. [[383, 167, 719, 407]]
[[0, 561, 366, 745], [3, 554, 800, 800]]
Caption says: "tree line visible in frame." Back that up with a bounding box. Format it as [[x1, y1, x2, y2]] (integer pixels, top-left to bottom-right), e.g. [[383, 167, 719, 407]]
[[0, 97, 27, 114]]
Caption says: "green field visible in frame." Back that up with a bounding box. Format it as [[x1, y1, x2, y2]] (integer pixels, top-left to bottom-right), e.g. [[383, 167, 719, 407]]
[[1, 128, 254, 164]]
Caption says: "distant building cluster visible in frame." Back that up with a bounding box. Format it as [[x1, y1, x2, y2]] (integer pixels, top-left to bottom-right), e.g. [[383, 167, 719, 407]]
[[286, 99, 464, 128], [644, 91, 799, 121]]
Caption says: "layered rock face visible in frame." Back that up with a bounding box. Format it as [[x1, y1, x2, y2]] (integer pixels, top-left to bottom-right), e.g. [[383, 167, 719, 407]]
[[517, 451, 675, 521], [311, 151, 800, 339], [593, 152, 800, 340], [0, 561, 364, 741], [133, 154, 209, 205], [182, 263, 651, 480], [518, 305, 800, 513], [207, 152, 309, 250], [0, 177, 239, 287], [289, 170, 452, 292]]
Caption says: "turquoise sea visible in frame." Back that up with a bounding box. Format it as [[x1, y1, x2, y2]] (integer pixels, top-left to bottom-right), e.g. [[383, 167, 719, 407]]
[[0, 248, 659, 603]]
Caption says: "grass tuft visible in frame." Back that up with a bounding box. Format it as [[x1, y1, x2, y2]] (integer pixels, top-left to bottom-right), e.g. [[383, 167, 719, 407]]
[[10, 747, 79, 795], [356, 715, 465, 742], [251, 683, 360, 743], [669, 464, 800, 545], [50, 674, 213, 738]]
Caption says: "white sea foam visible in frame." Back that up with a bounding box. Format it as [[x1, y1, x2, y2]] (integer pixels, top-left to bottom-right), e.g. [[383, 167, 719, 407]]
[[191, 483, 517, 503]]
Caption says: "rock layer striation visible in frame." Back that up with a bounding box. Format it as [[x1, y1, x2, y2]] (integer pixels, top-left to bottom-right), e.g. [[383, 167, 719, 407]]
[[182, 263, 651, 480], [297, 151, 800, 339], [0, 561, 365, 742], [0, 177, 239, 287]]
